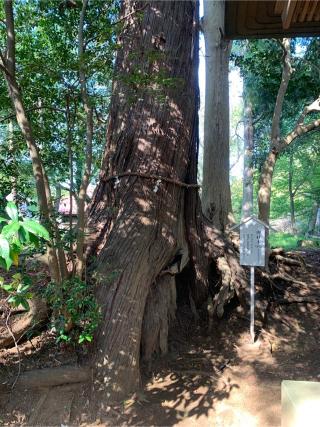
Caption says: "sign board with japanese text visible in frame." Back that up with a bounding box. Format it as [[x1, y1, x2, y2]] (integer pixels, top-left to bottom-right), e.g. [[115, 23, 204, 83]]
[[240, 218, 266, 267]]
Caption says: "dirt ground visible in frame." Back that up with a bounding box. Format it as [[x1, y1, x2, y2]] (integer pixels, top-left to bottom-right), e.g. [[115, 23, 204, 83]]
[[0, 249, 319, 426]]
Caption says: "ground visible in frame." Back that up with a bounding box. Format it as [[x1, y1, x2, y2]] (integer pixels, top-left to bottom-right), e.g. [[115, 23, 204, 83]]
[[0, 249, 319, 426]]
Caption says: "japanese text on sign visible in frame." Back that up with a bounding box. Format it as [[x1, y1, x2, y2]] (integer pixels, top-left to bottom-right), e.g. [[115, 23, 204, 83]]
[[240, 219, 266, 267]]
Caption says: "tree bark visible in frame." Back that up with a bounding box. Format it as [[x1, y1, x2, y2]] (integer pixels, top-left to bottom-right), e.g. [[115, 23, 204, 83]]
[[201, 0, 233, 232], [8, 119, 17, 202], [307, 201, 319, 236], [87, 0, 204, 400], [288, 152, 297, 233], [242, 100, 254, 220], [76, 0, 93, 278], [258, 150, 278, 225]]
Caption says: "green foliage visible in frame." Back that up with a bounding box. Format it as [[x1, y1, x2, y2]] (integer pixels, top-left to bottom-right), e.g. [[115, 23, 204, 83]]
[[230, 178, 243, 222], [0, 202, 49, 270], [0, 201, 49, 312], [0, 273, 32, 311], [269, 232, 319, 250], [0, 0, 119, 207], [45, 277, 101, 345], [231, 37, 320, 231]]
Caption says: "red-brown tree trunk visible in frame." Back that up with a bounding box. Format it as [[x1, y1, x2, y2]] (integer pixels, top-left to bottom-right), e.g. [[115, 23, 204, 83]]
[[87, 1, 206, 399]]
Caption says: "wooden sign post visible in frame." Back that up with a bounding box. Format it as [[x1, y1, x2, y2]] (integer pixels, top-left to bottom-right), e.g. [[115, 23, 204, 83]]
[[232, 216, 268, 343]]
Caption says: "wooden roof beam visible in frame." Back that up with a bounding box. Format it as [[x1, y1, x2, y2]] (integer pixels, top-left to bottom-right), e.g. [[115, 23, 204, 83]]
[[306, 0, 318, 21], [274, 0, 286, 14], [299, 0, 311, 22], [282, 0, 298, 29]]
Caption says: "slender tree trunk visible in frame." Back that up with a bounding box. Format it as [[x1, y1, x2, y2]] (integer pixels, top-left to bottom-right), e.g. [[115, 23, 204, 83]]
[[66, 96, 75, 267], [307, 202, 319, 236], [201, 0, 233, 232], [242, 100, 254, 219], [8, 120, 17, 202], [258, 150, 278, 225], [288, 153, 297, 233], [76, 0, 93, 278], [54, 184, 61, 213], [1, 0, 66, 284], [87, 0, 205, 399], [258, 39, 292, 226]]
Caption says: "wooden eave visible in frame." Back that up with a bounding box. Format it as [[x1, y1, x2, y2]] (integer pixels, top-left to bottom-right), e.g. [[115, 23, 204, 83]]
[[225, 0, 320, 39]]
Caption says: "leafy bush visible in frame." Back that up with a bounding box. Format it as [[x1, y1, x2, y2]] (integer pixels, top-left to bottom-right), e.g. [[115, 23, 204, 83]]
[[0, 201, 49, 310], [0, 201, 49, 270], [45, 277, 101, 345]]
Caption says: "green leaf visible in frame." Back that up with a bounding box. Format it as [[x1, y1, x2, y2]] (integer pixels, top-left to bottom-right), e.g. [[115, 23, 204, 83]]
[[18, 226, 30, 244], [20, 299, 30, 311], [2, 284, 14, 292], [0, 217, 8, 224], [1, 221, 20, 238], [5, 202, 18, 221], [0, 236, 11, 269], [22, 220, 49, 241], [17, 283, 28, 293]]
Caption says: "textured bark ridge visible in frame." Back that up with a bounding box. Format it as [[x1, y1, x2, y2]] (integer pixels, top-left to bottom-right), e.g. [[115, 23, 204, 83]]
[[87, 1, 207, 399]]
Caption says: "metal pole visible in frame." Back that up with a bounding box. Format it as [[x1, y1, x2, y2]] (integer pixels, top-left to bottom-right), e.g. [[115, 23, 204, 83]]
[[250, 266, 255, 343]]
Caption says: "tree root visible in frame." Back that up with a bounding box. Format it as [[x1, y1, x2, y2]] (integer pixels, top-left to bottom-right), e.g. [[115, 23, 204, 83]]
[[5, 308, 21, 389], [141, 274, 176, 364], [0, 298, 47, 349], [205, 224, 247, 318], [274, 297, 320, 304], [0, 365, 90, 391]]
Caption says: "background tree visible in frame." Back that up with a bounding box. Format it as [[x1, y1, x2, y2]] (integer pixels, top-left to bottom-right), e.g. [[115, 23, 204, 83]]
[[233, 38, 320, 233], [201, 0, 233, 231]]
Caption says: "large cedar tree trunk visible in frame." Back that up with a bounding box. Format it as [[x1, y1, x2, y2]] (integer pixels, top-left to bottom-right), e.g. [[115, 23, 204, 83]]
[[87, 1, 207, 399]]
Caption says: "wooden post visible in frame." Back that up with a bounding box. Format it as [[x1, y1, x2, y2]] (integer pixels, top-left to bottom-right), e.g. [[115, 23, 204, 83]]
[[250, 266, 255, 343]]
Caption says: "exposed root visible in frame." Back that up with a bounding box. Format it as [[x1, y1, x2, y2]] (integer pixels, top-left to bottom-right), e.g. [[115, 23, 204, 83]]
[[213, 257, 232, 318], [0, 365, 90, 391], [141, 274, 176, 365], [274, 297, 320, 305], [272, 254, 303, 268], [0, 298, 47, 349], [5, 308, 21, 389], [205, 224, 247, 318]]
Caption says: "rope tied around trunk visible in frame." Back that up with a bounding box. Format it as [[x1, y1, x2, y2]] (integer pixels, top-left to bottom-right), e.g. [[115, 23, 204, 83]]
[[102, 172, 200, 190]]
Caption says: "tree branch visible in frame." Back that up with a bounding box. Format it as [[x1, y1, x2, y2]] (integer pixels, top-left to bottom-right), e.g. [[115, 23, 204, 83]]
[[0, 105, 67, 123], [282, 96, 320, 148], [4, 0, 15, 78], [271, 38, 292, 145], [283, 118, 320, 147], [296, 96, 320, 126]]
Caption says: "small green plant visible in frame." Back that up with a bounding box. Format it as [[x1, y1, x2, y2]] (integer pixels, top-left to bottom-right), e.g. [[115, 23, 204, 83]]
[[0, 201, 49, 270], [0, 201, 50, 311], [46, 277, 101, 345], [0, 273, 32, 310]]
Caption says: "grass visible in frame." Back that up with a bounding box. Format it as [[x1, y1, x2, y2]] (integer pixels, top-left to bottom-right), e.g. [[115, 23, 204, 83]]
[[269, 232, 320, 250]]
